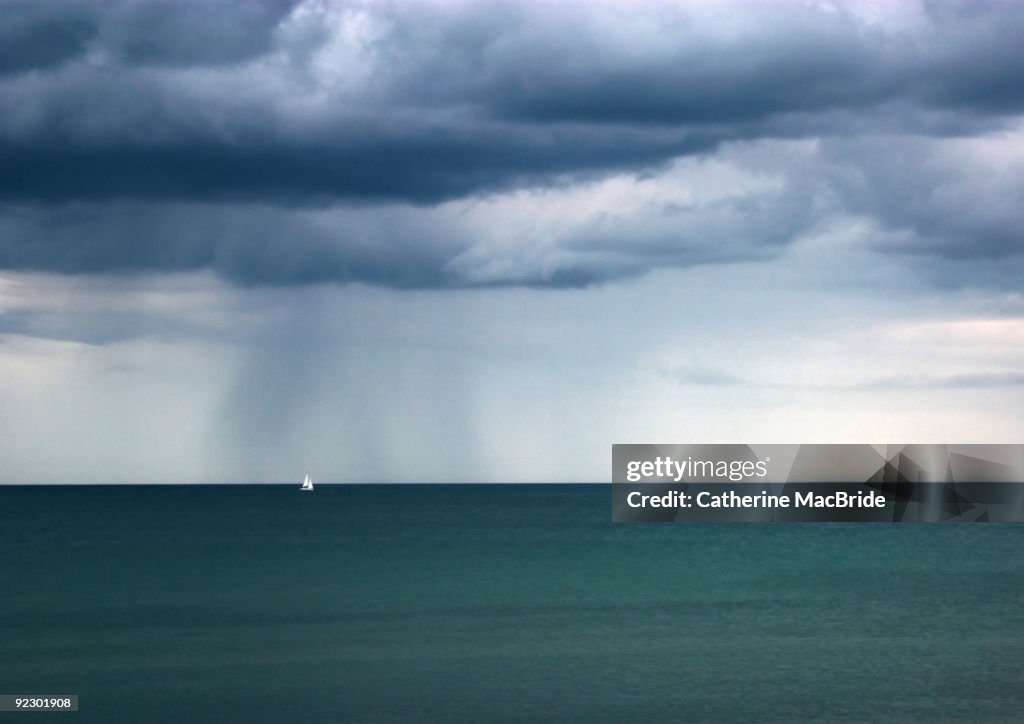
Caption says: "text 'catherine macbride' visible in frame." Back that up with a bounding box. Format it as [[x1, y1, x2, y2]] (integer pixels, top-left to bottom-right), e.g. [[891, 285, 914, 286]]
[[625, 489, 887, 509]]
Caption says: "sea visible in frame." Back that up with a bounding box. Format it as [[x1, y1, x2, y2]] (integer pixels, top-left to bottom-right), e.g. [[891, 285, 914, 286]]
[[2, 484, 1022, 723]]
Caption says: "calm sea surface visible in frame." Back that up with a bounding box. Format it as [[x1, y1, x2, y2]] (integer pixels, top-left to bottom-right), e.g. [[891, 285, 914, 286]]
[[2, 485, 1022, 723]]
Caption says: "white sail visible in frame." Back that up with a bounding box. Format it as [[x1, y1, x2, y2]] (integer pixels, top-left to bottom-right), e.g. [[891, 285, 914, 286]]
[[301, 473, 314, 491]]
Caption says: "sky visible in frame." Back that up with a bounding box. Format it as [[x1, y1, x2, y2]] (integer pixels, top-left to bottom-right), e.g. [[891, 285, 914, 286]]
[[1, 0, 1023, 483]]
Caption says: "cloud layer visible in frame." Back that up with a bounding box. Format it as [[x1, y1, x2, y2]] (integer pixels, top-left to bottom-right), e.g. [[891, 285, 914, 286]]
[[2, 0, 1023, 288]]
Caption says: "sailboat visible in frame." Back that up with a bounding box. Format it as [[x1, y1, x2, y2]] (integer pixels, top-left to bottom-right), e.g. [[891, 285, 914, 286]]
[[300, 473, 314, 491]]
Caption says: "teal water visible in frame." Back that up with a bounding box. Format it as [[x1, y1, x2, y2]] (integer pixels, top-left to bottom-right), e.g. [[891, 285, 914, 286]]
[[2, 485, 1023, 723]]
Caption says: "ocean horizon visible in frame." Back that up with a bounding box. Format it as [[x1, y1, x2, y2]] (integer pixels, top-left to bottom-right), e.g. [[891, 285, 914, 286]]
[[3, 484, 1023, 722]]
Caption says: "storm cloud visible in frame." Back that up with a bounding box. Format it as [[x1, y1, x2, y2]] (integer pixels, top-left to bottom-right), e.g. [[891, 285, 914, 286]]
[[1, 0, 1023, 289]]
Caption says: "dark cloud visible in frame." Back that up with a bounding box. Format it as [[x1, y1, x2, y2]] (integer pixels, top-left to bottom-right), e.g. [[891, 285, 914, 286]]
[[2, 131, 1020, 289], [0, 202, 457, 287], [0, 129, 713, 205], [3, 1, 1023, 203], [94, 0, 299, 68], [0, 0, 299, 75], [1, 1, 1023, 288], [819, 137, 1024, 261], [0, 13, 95, 75], [367, 1, 1024, 124], [0, 157, 823, 288]]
